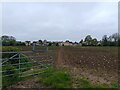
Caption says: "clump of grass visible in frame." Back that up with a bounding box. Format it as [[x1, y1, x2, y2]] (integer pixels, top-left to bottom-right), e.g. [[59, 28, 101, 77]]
[[110, 82, 118, 88], [76, 77, 92, 88], [38, 67, 72, 88], [2, 46, 22, 52]]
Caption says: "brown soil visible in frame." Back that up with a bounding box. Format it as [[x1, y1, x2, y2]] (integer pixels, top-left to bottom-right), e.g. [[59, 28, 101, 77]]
[[56, 47, 118, 85], [5, 47, 118, 88], [6, 77, 50, 89]]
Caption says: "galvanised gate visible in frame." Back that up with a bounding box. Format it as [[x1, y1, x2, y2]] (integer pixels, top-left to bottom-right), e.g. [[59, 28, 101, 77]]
[[0, 50, 55, 78]]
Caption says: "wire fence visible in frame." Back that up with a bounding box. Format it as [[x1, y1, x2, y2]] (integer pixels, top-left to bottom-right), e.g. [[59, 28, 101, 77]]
[[0, 51, 54, 78]]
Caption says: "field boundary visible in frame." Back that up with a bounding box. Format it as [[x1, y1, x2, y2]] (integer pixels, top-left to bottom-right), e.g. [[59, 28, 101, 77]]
[[1, 51, 54, 78]]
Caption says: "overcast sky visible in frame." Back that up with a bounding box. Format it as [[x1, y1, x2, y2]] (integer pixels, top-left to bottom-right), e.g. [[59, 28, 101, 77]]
[[2, 2, 118, 42]]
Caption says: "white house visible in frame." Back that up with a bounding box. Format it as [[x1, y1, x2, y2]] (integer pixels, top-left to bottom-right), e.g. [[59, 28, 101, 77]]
[[62, 41, 73, 46], [25, 41, 31, 46]]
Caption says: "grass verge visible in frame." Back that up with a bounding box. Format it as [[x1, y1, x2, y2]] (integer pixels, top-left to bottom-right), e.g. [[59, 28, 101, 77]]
[[38, 67, 72, 88]]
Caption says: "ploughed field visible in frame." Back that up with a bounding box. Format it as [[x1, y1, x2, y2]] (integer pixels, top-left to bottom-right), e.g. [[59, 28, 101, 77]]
[[56, 47, 118, 85], [2, 46, 119, 88], [2, 46, 118, 84]]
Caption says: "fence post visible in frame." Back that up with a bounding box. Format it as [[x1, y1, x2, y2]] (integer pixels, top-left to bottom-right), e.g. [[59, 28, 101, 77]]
[[46, 47, 48, 52], [19, 53, 20, 77], [33, 43, 35, 51]]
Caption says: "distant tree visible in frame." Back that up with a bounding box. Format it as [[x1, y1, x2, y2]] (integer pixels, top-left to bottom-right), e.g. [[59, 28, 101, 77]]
[[52, 42, 56, 46], [84, 35, 92, 41], [38, 40, 43, 44], [79, 39, 83, 43], [108, 36, 111, 46], [118, 33, 120, 46], [91, 38, 98, 46], [16, 41, 25, 46], [112, 33, 118, 46], [106, 33, 120, 46], [0, 38, 2, 46], [21, 42, 26, 46], [102, 35, 108, 46], [25, 41, 31, 46], [43, 40, 47, 46], [48, 42, 52, 46], [112, 33, 118, 41], [25, 41, 31, 43], [1, 35, 16, 46], [84, 35, 92, 46], [65, 40, 70, 42], [38, 40, 43, 46], [56, 43, 59, 46], [118, 38, 120, 46]]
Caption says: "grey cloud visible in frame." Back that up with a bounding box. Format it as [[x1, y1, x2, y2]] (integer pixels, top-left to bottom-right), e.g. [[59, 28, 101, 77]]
[[2, 2, 118, 42]]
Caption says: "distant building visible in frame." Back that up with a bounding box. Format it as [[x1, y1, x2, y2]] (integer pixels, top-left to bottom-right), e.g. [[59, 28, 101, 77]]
[[32, 41, 37, 46], [97, 41, 102, 46], [78, 42, 82, 46], [32, 41, 43, 46], [43, 40, 47, 46], [58, 42, 63, 46], [73, 42, 79, 46], [32, 40, 49, 46], [25, 41, 31, 46], [82, 42, 88, 46], [62, 41, 73, 46]]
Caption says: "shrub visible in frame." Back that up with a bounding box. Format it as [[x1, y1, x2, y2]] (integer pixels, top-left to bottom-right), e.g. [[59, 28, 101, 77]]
[[77, 77, 92, 88], [2, 46, 22, 59], [2, 46, 22, 52]]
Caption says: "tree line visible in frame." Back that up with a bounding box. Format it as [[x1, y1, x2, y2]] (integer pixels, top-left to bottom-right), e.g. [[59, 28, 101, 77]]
[[0, 35, 25, 46], [80, 33, 120, 46], [0, 33, 120, 46]]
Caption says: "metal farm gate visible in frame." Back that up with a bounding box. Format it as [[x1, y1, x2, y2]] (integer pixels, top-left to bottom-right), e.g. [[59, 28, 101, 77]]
[[0, 50, 55, 78]]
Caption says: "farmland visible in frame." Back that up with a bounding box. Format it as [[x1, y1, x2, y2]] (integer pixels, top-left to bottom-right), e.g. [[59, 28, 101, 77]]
[[56, 47, 118, 87], [1, 46, 119, 88]]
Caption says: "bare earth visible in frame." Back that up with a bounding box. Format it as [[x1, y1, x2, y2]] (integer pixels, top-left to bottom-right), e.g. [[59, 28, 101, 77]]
[[56, 47, 118, 86]]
